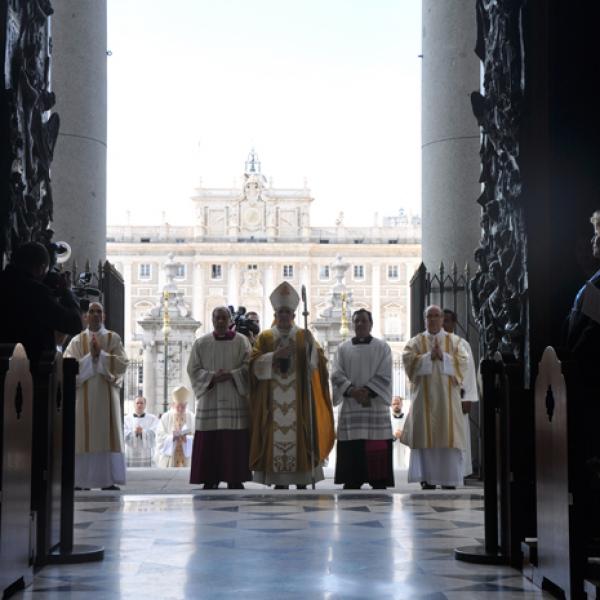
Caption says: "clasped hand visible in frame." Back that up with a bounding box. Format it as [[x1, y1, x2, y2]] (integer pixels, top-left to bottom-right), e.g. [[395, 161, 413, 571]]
[[90, 335, 101, 360], [430, 342, 443, 361], [350, 386, 371, 407], [273, 345, 292, 361], [212, 369, 232, 384]]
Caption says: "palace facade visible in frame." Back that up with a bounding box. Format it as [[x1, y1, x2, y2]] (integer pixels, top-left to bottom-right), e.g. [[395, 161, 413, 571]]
[[107, 152, 421, 370]]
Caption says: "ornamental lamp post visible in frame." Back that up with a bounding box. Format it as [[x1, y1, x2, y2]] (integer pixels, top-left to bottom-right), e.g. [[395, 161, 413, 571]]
[[339, 292, 350, 340], [162, 289, 171, 414]]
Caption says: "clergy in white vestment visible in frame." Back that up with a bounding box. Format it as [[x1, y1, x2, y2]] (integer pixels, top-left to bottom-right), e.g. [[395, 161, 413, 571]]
[[249, 282, 335, 489], [391, 396, 410, 471], [401, 304, 469, 489], [187, 307, 252, 489], [124, 395, 159, 467], [443, 309, 480, 477], [64, 302, 128, 490], [155, 386, 195, 468], [332, 309, 394, 489]]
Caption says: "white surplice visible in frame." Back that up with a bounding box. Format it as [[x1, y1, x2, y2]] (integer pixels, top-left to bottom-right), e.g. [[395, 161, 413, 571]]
[[187, 333, 251, 432], [64, 327, 128, 488], [124, 412, 159, 467], [331, 337, 393, 441], [459, 338, 479, 477]]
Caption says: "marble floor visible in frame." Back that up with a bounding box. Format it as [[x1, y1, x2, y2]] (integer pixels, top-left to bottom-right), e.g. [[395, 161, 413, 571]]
[[14, 490, 550, 600]]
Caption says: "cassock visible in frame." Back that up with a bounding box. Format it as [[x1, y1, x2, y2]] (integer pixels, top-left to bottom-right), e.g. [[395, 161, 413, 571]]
[[459, 338, 479, 477], [250, 325, 335, 486], [187, 331, 252, 484], [124, 412, 159, 467], [155, 408, 195, 468], [401, 329, 468, 487], [332, 335, 394, 487], [64, 327, 128, 488]]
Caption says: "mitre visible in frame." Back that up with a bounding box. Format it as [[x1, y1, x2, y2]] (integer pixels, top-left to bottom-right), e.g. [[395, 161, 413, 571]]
[[172, 384, 190, 405], [269, 281, 300, 311]]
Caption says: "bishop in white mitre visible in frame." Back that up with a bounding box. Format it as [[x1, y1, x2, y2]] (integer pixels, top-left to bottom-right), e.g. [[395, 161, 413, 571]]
[[64, 302, 128, 490], [401, 304, 469, 489], [155, 385, 195, 468]]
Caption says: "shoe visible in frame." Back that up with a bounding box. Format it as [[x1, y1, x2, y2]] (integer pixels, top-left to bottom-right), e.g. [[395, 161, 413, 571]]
[[203, 482, 219, 490], [274, 485, 289, 490], [420, 482, 436, 490], [227, 482, 244, 489], [101, 485, 120, 491], [74, 487, 90, 491], [441, 485, 456, 490], [296, 484, 307, 490], [371, 483, 387, 490], [343, 483, 361, 490]]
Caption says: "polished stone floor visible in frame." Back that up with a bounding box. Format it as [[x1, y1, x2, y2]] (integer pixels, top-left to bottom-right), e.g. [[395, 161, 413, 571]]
[[15, 490, 550, 600]]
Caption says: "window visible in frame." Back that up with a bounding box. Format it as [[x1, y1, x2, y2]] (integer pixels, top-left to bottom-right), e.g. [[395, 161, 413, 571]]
[[319, 265, 330, 280], [385, 312, 401, 334], [139, 264, 151, 279], [175, 264, 186, 279], [387, 265, 399, 280], [247, 264, 258, 271], [353, 265, 365, 280], [283, 265, 294, 279], [211, 264, 222, 279], [384, 310, 403, 341]]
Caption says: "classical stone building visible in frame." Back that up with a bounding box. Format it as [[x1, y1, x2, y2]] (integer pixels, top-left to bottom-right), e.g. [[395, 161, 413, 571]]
[[107, 151, 421, 404]]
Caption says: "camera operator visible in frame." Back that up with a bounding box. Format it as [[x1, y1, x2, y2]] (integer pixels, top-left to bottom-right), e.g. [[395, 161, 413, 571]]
[[0, 242, 82, 364], [229, 306, 260, 345]]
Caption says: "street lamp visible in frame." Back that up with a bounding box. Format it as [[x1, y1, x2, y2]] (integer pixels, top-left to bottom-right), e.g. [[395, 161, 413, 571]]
[[339, 292, 350, 339], [162, 289, 171, 414]]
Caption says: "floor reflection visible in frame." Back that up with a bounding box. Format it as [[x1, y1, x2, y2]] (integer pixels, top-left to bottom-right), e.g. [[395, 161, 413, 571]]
[[16, 492, 549, 599]]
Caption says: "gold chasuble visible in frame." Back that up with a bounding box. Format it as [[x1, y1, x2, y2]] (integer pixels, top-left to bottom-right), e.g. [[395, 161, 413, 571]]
[[401, 331, 468, 451], [249, 327, 334, 484], [64, 328, 129, 488]]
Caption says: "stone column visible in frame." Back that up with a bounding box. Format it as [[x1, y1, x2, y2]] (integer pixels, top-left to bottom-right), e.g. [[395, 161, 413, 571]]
[[421, 0, 481, 270], [263, 265, 274, 324], [227, 263, 239, 308], [50, 0, 107, 268], [142, 342, 156, 414], [122, 261, 132, 341], [192, 262, 205, 331], [371, 264, 381, 337]]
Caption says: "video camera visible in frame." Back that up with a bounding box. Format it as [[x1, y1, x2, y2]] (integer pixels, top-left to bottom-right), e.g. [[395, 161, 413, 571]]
[[72, 271, 102, 311], [228, 305, 260, 338]]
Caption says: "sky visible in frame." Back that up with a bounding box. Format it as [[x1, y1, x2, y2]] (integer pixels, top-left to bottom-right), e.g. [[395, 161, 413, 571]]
[[107, 0, 422, 228]]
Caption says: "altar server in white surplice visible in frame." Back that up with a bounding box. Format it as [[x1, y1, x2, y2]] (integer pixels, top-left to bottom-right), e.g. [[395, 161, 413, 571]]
[[188, 307, 252, 489], [332, 309, 394, 490], [442, 309, 479, 477], [155, 385, 195, 468], [401, 304, 469, 490], [64, 302, 128, 490], [124, 395, 159, 467]]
